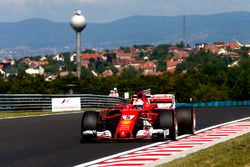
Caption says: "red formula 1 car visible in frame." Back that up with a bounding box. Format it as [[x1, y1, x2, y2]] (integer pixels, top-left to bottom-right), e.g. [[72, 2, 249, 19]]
[[80, 92, 196, 143]]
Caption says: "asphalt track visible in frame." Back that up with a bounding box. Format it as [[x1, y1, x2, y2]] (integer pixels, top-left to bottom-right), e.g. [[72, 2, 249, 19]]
[[0, 106, 250, 167]]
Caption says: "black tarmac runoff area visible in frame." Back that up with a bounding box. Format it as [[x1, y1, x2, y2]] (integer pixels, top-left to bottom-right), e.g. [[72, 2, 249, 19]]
[[0, 106, 250, 167]]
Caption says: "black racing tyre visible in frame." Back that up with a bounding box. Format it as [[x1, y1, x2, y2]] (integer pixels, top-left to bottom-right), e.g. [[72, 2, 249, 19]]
[[176, 107, 196, 135], [158, 110, 177, 141], [81, 111, 99, 143]]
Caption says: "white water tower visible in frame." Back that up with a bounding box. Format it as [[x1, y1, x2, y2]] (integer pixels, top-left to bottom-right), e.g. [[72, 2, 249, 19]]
[[70, 10, 87, 78]]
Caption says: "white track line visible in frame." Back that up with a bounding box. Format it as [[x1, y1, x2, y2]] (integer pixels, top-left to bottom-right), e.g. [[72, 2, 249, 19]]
[[74, 142, 165, 167], [194, 116, 250, 134]]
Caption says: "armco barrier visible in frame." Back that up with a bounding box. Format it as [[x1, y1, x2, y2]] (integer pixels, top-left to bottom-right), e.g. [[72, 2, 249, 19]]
[[177, 100, 250, 107], [0, 94, 128, 112], [0, 94, 249, 112]]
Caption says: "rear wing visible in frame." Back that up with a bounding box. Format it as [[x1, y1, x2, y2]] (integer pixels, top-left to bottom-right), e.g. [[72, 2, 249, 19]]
[[132, 92, 176, 109], [149, 94, 176, 109]]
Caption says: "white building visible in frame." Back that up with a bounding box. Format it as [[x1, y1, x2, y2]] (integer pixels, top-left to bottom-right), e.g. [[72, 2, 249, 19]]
[[25, 66, 45, 75], [70, 53, 76, 62], [53, 54, 64, 61]]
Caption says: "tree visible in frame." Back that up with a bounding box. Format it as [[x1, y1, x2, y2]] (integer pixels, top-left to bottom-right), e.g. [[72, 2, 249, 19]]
[[176, 50, 230, 73], [176, 41, 185, 48], [105, 53, 116, 64], [133, 44, 152, 50], [194, 84, 228, 101], [120, 66, 140, 79], [156, 60, 167, 72], [44, 64, 59, 74], [174, 74, 197, 102], [88, 58, 95, 71], [63, 53, 75, 72], [119, 46, 130, 53], [81, 68, 94, 79], [150, 44, 171, 60], [83, 49, 95, 53]]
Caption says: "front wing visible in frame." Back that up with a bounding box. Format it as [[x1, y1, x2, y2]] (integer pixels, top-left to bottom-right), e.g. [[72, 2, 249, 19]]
[[82, 128, 169, 141]]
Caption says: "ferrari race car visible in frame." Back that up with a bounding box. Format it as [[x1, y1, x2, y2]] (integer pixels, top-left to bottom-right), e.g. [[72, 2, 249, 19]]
[[80, 92, 196, 143]]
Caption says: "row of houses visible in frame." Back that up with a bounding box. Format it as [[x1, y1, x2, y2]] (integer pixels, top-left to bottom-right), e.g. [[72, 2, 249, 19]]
[[0, 41, 248, 78], [77, 41, 242, 75]]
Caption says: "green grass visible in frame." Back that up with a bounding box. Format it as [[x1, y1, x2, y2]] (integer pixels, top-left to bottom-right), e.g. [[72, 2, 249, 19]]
[[159, 132, 250, 167], [0, 111, 85, 118], [0, 109, 103, 118]]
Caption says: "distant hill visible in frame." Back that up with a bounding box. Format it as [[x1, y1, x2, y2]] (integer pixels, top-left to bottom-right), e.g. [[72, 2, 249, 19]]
[[1, 11, 250, 55]]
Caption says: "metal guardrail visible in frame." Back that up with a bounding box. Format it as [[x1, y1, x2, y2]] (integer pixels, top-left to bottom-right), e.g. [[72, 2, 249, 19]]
[[1, 94, 249, 112], [177, 101, 250, 107], [0, 94, 128, 112]]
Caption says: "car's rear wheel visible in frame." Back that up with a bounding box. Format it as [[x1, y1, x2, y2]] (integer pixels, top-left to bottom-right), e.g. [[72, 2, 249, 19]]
[[158, 110, 177, 141], [176, 107, 196, 135], [81, 111, 99, 143]]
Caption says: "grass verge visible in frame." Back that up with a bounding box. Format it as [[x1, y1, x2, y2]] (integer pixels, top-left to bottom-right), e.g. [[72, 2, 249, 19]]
[[159, 132, 250, 167], [0, 108, 103, 119], [0, 111, 85, 118]]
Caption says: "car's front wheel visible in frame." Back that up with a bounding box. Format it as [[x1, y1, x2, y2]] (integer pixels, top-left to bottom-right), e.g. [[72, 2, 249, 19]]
[[81, 111, 99, 143]]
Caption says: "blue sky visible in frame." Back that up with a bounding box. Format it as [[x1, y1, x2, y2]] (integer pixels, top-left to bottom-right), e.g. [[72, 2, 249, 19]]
[[0, 0, 250, 23]]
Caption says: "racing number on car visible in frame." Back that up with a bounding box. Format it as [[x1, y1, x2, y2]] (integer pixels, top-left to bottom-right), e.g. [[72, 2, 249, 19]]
[[122, 115, 135, 120]]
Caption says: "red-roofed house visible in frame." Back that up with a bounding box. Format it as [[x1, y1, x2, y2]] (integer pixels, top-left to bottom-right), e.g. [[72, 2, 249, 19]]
[[80, 53, 104, 60], [224, 42, 239, 50], [172, 51, 190, 61], [130, 48, 141, 56], [142, 61, 156, 74], [80, 53, 104, 68], [166, 60, 181, 73], [33, 61, 49, 66], [113, 50, 136, 68], [168, 45, 181, 53], [101, 69, 113, 77], [115, 51, 133, 59], [129, 60, 156, 74], [203, 45, 220, 54]]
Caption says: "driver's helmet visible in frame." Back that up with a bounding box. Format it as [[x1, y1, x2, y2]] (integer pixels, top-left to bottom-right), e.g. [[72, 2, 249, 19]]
[[133, 98, 144, 109]]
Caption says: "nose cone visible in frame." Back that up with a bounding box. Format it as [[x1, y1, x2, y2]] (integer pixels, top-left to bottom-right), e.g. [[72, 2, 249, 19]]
[[70, 11, 87, 32]]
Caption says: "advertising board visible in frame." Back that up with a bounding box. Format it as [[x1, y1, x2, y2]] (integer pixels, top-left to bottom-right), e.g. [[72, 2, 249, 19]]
[[52, 97, 81, 112]]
